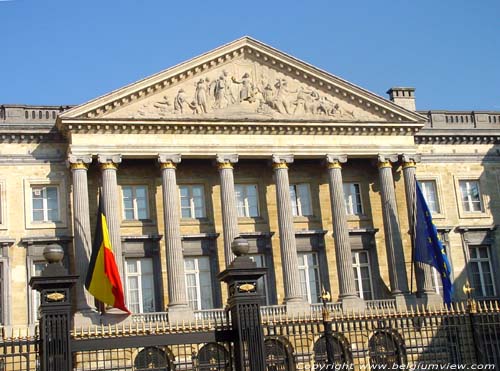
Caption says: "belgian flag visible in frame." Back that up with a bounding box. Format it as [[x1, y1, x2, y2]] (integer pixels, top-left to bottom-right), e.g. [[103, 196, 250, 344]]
[[85, 196, 130, 314]]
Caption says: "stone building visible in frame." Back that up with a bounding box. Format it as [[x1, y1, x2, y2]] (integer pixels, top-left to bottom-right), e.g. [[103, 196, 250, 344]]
[[1, 37, 499, 329]]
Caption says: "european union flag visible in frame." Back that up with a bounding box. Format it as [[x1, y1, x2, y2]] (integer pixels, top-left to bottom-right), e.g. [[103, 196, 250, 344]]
[[414, 182, 453, 304]]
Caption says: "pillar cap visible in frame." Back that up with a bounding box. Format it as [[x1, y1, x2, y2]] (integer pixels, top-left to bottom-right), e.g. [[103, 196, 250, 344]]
[[231, 237, 249, 257]]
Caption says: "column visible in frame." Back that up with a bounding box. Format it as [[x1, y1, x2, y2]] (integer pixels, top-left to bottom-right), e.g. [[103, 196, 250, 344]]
[[377, 154, 409, 298], [326, 155, 364, 310], [98, 154, 124, 279], [272, 155, 305, 310], [401, 154, 437, 303], [68, 154, 95, 313], [159, 154, 193, 321], [216, 154, 239, 267]]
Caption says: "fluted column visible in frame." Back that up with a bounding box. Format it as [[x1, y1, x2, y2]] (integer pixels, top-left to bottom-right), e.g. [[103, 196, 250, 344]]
[[216, 154, 239, 267], [68, 154, 95, 312], [377, 154, 409, 297], [159, 155, 193, 320], [326, 155, 359, 303], [98, 154, 123, 279], [272, 155, 304, 305], [402, 154, 435, 299]]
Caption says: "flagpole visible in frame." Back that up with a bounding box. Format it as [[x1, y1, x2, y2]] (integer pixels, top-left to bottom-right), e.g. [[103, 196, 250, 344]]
[[409, 175, 418, 295]]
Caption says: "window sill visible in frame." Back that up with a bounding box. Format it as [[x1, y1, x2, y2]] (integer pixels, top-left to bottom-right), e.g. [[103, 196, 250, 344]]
[[238, 217, 266, 225], [180, 218, 212, 226], [346, 214, 370, 222], [458, 212, 491, 219], [293, 215, 319, 223], [121, 219, 156, 227], [26, 221, 66, 230]]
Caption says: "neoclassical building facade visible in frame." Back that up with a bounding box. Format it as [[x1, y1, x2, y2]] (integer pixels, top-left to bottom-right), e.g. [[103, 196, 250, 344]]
[[1, 37, 500, 328]]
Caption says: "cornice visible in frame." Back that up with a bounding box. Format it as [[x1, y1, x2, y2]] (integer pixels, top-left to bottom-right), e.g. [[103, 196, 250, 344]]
[[59, 118, 420, 137], [415, 131, 500, 145], [59, 37, 424, 125]]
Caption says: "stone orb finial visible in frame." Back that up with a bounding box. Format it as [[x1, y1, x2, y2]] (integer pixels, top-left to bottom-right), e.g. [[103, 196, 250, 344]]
[[231, 237, 249, 257], [43, 243, 64, 264]]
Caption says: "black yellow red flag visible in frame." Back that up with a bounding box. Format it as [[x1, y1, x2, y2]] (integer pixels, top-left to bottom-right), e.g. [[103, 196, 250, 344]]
[[85, 196, 130, 313]]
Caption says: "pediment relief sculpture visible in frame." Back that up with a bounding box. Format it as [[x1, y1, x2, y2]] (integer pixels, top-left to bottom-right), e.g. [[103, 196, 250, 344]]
[[105, 60, 384, 122]]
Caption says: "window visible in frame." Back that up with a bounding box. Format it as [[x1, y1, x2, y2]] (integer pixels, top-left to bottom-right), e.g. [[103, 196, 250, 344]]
[[469, 246, 496, 298], [31, 186, 60, 222], [0, 263, 3, 325], [30, 261, 46, 323], [180, 185, 206, 219], [343, 183, 363, 215], [459, 180, 483, 212], [122, 185, 149, 220], [290, 184, 312, 216], [184, 256, 213, 310], [248, 254, 270, 305], [352, 251, 374, 300], [419, 180, 440, 214], [298, 252, 321, 303], [235, 184, 259, 217], [125, 258, 155, 313]]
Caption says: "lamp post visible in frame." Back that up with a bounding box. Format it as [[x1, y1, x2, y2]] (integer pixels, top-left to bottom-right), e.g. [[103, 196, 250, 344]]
[[320, 288, 334, 365]]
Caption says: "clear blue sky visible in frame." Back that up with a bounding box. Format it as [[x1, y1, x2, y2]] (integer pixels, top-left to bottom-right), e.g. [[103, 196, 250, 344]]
[[1, 0, 499, 110]]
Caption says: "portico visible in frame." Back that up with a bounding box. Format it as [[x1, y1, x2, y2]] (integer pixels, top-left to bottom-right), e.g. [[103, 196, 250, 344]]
[[58, 37, 427, 322]]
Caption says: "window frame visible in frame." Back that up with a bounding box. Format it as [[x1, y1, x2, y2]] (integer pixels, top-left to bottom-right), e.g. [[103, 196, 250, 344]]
[[23, 178, 68, 229], [179, 184, 207, 219], [121, 185, 150, 221], [343, 182, 363, 216], [125, 257, 156, 313], [468, 245, 497, 298], [352, 250, 374, 300], [418, 180, 441, 215], [289, 183, 313, 217], [297, 251, 321, 304], [459, 180, 484, 213], [416, 176, 446, 219], [454, 176, 489, 219], [0, 243, 11, 327], [184, 255, 214, 311], [31, 185, 60, 223], [235, 183, 260, 218], [0, 180, 7, 230]]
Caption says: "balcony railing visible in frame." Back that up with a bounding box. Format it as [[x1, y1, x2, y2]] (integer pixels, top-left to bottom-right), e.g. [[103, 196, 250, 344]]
[[130, 299, 397, 324]]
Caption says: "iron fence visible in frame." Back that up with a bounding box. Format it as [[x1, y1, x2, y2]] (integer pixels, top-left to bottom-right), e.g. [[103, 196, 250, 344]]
[[0, 327, 39, 371]]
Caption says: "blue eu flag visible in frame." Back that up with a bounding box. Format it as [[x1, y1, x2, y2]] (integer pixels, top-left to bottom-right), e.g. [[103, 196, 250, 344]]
[[414, 182, 453, 304]]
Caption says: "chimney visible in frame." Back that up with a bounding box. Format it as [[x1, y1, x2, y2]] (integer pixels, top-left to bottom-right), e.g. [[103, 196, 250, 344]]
[[386, 87, 416, 111]]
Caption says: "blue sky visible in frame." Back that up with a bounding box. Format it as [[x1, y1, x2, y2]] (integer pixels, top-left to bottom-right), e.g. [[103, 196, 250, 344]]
[[1, 0, 499, 110]]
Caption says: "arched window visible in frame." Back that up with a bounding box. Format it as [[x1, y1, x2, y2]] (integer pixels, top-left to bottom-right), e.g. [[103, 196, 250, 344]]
[[25, 111, 29, 119], [313, 334, 352, 367], [369, 331, 406, 368], [38, 111, 42, 119], [52, 111, 56, 119], [197, 343, 230, 371], [45, 111, 49, 119], [265, 338, 294, 371], [32, 111, 35, 119], [134, 347, 171, 371]]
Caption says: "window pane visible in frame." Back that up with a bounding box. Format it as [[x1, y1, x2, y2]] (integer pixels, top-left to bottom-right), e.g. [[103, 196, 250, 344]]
[[298, 184, 312, 216], [289, 185, 298, 216]]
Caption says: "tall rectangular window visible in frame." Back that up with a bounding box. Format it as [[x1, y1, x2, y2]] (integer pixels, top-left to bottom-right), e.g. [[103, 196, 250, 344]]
[[0, 263, 3, 325], [122, 185, 149, 221], [31, 261, 46, 323], [298, 252, 321, 303], [184, 256, 213, 310], [343, 183, 363, 215], [290, 184, 312, 217], [459, 180, 483, 212], [125, 258, 155, 313], [469, 245, 496, 298], [180, 185, 206, 219], [352, 251, 374, 300], [235, 184, 259, 217], [419, 180, 440, 214], [31, 186, 59, 222], [248, 254, 270, 305]]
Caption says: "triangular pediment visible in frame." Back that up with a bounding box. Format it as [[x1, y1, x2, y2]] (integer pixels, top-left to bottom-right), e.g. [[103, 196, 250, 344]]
[[60, 37, 424, 124]]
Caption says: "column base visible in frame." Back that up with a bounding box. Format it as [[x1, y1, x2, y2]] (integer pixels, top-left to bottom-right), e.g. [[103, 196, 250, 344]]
[[341, 296, 365, 313], [417, 292, 444, 309], [168, 305, 194, 324], [73, 309, 102, 328], [394, 292, 417, 311], [285, 299, 310, 316]]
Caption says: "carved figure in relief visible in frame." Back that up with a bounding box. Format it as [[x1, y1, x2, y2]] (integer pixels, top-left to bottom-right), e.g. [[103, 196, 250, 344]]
[[194, 78, 209, 113], [273, 79, 295, 114], [152, 95, 172, 115], [174, 89, 195, 114], [231, 73, 254, 102], [214, 70, 236, 109], [293, 87, 313, 114]]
